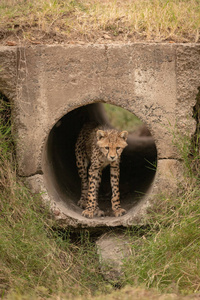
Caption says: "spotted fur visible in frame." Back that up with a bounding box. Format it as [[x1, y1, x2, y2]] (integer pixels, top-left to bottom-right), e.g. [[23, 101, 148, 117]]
[[75, 122, 128, 218]]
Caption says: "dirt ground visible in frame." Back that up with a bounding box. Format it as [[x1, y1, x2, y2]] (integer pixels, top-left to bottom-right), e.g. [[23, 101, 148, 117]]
[[0, 25, 181, 47]]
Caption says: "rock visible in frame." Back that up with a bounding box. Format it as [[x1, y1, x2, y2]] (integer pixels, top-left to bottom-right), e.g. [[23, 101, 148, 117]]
[[96, 232, 131, 284]]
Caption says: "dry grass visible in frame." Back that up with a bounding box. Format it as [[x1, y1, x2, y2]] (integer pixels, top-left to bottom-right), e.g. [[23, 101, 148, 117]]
[[0, 0, 200, 44]]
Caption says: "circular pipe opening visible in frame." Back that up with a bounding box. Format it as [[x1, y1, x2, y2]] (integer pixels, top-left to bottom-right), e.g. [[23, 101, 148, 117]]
[[44, 103, 157, 223]]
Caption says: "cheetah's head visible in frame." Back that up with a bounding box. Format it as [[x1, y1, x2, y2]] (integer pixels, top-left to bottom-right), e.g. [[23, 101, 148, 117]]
[[96, 129, 128, 162]]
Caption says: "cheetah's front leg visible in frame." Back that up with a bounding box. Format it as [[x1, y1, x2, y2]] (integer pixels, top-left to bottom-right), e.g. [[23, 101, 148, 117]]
[[110, 162, 126, 217], [75, 143, 88, 209], [82, 166, 104, 218]]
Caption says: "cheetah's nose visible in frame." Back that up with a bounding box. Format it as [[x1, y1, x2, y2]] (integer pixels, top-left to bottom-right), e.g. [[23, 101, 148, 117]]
[[110, 156, 115, 160]]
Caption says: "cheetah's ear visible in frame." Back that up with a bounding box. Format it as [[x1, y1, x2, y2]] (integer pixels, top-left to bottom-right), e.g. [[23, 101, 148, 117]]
[[97, 130, 105, 140], [120, 131, 128, 141]]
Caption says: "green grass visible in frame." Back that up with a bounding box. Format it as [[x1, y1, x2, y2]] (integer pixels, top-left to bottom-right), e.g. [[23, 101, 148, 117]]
[[0, 0, 200, 43], [124, 189, 200, 294], [104, 103, 142, 132]]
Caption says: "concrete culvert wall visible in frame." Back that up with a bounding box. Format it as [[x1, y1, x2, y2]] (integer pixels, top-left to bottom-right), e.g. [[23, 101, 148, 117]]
[[0, 43, 199, 228], [44, 103, 157, 225]]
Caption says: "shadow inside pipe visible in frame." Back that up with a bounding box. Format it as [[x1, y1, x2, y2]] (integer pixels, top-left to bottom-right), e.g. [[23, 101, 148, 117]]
[[46, 103, 157, 217]]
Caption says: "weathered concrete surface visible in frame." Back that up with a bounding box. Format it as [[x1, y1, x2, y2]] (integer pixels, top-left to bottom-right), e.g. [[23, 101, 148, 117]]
[[16, 44, 177, 175], [0, 43, 199, 228], [0, 47, 17, 100], [176, 45, 200, 135]]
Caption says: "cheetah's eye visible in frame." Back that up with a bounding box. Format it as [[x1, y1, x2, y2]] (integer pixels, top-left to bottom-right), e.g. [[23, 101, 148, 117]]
[[105, 147, 109, 150], [116, 147, 121, 151]]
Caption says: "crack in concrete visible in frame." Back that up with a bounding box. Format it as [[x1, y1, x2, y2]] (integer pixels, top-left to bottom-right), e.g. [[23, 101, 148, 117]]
[[104, 44, 109, 73], [158, 158, 182, 161], [96, 44, 109, 97], [18, 170, 43, 178]]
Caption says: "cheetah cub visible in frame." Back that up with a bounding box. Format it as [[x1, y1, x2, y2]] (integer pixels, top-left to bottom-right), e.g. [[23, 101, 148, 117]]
[[75, 122, 128, 218]]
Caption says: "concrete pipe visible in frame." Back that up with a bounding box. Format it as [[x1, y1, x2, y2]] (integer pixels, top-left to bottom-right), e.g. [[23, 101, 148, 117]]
[[0, 43, 199, 228], [43, 103, 157, 226]]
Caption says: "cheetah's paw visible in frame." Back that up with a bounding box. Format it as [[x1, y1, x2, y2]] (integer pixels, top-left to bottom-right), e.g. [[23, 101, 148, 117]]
[[113, 208, 126, 217], [82, 209, 94, 218]]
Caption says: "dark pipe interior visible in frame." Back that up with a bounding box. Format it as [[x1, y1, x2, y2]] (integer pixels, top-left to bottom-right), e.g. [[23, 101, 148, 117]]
[[46, 103, 157, 216]]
